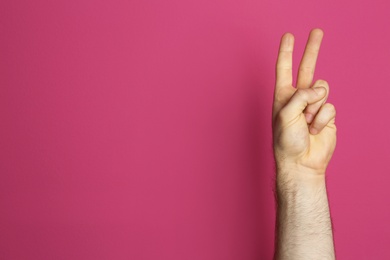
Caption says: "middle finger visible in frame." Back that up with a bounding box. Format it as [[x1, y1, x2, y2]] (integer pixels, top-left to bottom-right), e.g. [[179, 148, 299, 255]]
[[296, 28, 324, 89]]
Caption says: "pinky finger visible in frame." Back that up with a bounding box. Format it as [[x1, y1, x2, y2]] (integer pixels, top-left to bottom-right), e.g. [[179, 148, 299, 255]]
[[309, 103, 336, 135]]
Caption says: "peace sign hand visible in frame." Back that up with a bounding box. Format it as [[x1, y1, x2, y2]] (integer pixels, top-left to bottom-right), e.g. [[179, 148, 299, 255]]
[[272, 28, 337, 176]]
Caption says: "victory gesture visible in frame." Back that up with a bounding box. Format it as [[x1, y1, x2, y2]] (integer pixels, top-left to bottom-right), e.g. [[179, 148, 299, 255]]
[[272, 28, 337, 176]]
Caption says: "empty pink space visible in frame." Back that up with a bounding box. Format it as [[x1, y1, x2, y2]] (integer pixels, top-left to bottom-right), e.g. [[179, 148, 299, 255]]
[[1, 0, 389, 259]]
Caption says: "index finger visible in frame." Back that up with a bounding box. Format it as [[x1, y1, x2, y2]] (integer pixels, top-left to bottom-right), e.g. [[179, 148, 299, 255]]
[[275, 32, 294, 91]]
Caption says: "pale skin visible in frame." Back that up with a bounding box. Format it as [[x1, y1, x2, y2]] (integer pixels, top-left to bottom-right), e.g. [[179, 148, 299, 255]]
[[272, 28, 337, 259]]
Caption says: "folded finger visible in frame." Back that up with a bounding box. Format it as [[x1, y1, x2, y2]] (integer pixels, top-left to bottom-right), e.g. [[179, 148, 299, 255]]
[[309, 103, 336, 135], [303, 80, 329, 124], [279, 87, 327, 122]]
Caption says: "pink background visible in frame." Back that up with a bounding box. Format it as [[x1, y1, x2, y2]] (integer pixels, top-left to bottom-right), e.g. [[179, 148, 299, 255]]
[[1, 0, 389, 259]]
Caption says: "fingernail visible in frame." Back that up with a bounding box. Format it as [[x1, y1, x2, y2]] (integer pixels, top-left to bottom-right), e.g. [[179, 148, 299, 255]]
[[310, 127, 318, 135], [314, 87, 326, 95]]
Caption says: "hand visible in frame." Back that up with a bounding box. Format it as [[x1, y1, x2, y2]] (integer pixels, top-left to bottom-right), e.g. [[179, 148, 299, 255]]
[[272, 28, 337, 176]]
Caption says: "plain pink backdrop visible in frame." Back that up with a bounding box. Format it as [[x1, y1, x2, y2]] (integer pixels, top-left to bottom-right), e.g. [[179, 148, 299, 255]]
[[1, 0, 389, 259]]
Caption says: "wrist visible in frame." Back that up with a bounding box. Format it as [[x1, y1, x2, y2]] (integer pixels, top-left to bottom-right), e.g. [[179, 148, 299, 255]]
[[275, 165, 329, 212], [275, 163, 327, 191], [276, 160, 326, 179]]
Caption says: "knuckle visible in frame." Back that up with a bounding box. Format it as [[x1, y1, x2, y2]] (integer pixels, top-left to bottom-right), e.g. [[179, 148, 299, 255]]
[[295, 89, 309, 100], [299, 66, 314, 74], [324, 103, 336, 116], [314, 116, 327, 126]]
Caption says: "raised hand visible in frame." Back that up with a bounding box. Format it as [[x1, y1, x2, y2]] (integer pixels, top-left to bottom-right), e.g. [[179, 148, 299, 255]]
[[272, 28, 337, 176]]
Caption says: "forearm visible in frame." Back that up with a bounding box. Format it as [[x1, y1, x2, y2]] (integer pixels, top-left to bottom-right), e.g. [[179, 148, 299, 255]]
[[274, 165, 335, 260], [272, 28, 337, 259]]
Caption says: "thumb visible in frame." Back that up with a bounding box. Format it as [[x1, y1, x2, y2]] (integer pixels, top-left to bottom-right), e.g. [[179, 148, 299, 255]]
[[280, 87, 327, 120]]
